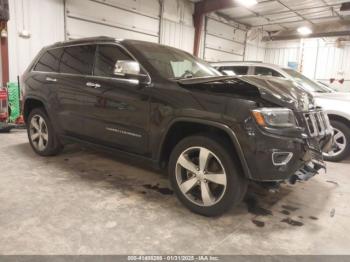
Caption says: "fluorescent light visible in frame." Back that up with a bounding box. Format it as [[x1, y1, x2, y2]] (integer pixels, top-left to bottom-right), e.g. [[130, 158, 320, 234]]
[[236, 0, 258, 7], [297, 26, 312, 36]]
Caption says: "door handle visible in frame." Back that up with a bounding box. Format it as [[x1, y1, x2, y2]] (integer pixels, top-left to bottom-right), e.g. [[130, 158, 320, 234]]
[[86, 82, 101, 88], [46, 77, 57, 82]]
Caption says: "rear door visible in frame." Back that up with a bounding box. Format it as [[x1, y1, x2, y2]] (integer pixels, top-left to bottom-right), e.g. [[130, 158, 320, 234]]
[[30, 48, 64, 132], [80, 44, 150, 154], [55, 44, 97, 137]]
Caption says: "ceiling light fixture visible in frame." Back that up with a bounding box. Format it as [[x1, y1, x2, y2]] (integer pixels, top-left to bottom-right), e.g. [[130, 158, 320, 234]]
[[297, 26, 312, 36], [236, 0, 258, 8]]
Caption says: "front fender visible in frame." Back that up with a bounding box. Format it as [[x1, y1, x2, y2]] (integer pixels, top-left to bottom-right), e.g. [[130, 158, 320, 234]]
[[157, 117, 253, 179]]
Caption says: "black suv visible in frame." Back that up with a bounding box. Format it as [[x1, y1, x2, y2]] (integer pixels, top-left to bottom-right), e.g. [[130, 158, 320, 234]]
[[23, 37, 333, 216]]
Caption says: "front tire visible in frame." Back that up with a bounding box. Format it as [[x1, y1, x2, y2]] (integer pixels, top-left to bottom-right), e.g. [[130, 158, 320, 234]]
[[323, 120, 350, 162], [169, 134, 246, 216], [27, 108, 63, 156]]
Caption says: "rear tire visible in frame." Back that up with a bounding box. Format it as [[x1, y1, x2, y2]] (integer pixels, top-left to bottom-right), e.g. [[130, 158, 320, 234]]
[[323, 120, 350, 162], [27, 108, 63, 156], [169, 134, 246, 217]]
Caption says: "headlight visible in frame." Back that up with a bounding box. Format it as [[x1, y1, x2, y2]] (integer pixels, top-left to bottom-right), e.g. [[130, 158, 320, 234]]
[[300, 93, 310, 111], [252, 108, 297, 128]]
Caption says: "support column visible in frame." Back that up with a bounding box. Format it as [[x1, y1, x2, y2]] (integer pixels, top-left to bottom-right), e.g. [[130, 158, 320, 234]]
[[0, 21, 9, 87], [193, 12, 204, 57], [192, 0, 238, 57]]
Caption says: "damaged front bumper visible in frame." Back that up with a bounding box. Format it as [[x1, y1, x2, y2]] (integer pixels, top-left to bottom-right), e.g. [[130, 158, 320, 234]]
[[290, 110, 334, 183], [289, 160, 326, 184], [240, 109, 333, 182]]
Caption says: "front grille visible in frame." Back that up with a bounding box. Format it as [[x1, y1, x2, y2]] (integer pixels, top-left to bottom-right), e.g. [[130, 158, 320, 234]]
[[304, 137, 325, 166], [303, 111, 332, 138]]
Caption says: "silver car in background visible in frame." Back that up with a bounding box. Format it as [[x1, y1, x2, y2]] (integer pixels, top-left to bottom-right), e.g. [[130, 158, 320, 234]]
[[212, 62, 350, 162]]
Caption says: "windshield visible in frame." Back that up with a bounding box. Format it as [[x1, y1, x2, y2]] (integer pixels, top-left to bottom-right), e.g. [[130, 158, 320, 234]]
[[284, 68, 332, 93], [132, 42, 221, 79]]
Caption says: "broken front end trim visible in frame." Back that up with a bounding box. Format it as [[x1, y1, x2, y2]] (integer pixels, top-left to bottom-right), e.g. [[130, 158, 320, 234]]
[[289, 160, 326, 184]]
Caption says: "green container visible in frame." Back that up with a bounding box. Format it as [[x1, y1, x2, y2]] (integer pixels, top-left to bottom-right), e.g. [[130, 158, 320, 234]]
[[7, 82, 20, 122]]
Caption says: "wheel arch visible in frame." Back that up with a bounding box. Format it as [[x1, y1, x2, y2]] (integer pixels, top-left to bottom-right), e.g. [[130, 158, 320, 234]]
[[157, 118, 252, 179], [328, 114, 350, 129], [23, 97, 48, 124]]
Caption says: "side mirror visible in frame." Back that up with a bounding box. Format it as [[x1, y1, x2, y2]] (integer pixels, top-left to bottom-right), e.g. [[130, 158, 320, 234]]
[[113, 60, 150, 87], [114, 60, 141, 76]]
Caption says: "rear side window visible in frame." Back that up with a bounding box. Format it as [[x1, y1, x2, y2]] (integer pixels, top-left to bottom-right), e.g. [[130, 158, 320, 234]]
[[219, 66, 249, 76], [94, 45, 133, 77], [59, 45, 96, 75], [34, 48, 64, 72], [255, 67, 283, 77]]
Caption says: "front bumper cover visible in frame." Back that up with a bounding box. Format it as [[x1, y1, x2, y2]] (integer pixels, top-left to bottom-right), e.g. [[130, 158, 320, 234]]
[[240, 109, 333, 182]]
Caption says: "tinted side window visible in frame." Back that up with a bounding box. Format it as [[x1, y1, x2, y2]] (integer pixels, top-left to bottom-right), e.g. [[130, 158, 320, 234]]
[[34, 48, 64, 72], [94, 45, 133, 77], [255, 67, 283, 77], [59, 45, 96, 75], [219, 66, 248, 76]]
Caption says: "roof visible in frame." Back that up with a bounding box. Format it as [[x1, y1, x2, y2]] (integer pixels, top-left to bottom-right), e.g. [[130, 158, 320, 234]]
[[210, 61, 284, 69], [46, 37, 174, 50], [48, 36, 118, 48]]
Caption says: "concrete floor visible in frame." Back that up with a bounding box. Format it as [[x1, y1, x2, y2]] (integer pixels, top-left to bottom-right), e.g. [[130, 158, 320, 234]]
[[1, 130, 350, 255]]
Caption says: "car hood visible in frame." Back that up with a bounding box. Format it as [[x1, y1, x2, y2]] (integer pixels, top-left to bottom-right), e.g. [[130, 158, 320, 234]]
[[178, 75, 312, 111]]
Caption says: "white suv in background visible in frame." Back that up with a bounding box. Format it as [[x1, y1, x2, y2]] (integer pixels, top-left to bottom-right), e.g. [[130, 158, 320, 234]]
[[211, 61, 350, 162]]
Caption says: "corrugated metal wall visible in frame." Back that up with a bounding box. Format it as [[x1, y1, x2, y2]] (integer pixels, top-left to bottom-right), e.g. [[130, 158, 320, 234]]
[[264, 40, 300, 68]]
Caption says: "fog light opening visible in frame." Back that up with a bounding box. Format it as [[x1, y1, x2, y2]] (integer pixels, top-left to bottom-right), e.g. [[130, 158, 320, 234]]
[[272, 152, 293, 166]]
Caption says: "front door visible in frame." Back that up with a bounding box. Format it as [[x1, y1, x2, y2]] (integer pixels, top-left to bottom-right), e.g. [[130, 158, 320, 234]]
[[81, 44, 151, 155]]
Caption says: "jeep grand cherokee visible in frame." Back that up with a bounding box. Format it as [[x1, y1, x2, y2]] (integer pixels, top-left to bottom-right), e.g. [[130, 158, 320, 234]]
[[23, 37, 333, 216]]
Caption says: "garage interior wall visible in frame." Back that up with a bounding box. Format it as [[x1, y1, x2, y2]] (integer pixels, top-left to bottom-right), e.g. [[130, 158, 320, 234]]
[[244, 29, 266, 62], [264, 38, 350, 92], [203, 14, 247, 62], [7, 0, 195, 82], [65, 0, 160, 43], [160, 0, 195, 53], [65, 0, 196, 53], [6, 0, 267, 83], [8, 0, 65, 83]]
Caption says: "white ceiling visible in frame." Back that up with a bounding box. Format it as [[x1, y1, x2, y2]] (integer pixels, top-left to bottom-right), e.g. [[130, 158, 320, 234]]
[[196, 0, 350, 32]]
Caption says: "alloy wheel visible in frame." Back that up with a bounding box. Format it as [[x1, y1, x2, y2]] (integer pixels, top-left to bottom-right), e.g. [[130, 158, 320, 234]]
[[324, 127, 347, 157], [29, 115, 49, 152], [175, 147, 227, 207]]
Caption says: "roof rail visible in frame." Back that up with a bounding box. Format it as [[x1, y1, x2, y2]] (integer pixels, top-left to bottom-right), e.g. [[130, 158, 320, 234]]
[[210, 60, 263, 63], [51, 36, 116, 47]]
